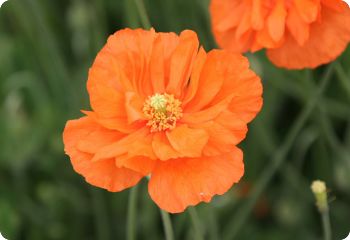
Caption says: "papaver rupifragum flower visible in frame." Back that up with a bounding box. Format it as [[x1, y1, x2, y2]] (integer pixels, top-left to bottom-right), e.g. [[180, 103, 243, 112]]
[[210, 0, 350, 69], [63, 28, 263, 213]]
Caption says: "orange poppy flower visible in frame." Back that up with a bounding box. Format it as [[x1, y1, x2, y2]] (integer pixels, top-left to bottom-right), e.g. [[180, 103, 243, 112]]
[[210, 0, 350, 69], [63, 28, 263, 213]]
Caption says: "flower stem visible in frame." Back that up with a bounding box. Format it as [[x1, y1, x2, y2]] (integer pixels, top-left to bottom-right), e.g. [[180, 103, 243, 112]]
[[189, 207, 204, 240], [133, 0, 152, 29], [334, 63, 350, 102], [127, 185, 139, 240], [160, 210, 175, 240], [322, 210, 332, 240], [311, 180, 332, 240]]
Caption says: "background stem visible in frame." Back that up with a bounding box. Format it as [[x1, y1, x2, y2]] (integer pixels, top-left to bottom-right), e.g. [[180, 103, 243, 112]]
[[127, 186, 139, 240], [133, 0, 152, 29], [160, 210, 175, 240], [189, 207, 204, 240]]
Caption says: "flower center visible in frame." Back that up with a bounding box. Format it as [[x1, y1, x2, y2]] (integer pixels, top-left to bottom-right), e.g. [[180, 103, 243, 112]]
[[143, 93, 183, 132]]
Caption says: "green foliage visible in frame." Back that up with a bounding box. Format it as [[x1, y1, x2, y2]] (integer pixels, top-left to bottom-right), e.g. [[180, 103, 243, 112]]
[[0, 0, 350, 239]]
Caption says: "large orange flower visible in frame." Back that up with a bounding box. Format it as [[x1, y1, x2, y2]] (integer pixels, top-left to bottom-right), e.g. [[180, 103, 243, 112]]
[[210, 0, 350, 69], [63, 28, 263, 213]]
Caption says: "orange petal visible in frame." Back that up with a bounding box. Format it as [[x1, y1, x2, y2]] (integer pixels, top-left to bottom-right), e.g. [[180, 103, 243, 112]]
[[191, 111, 248, 156], [251, 0, 264, 30], [87, 70, 126, 119], [182, 47, 207, 106], [166, 30, 199, 98], [91, 128, 149, 161], [267, 5, 350, 69], [106, 28, 157, 96], [267, 0, 287, 42], [76, 127, 124, 154], [166, 125, 209, 158], [116, 155, 155, 176], [63, 117, 143, 191], [82, 110, 140, 134], [127, 134, 157, 159], [158, 32, 180, 88], [152, 132, 182, 161], [184, 50, 227, 112], [182, 95, 233, 124], [295, 0, 320, 23], [322, 0, 346, 11], [210, 0, 243, 32], [124, 92, 145, 123], [184, 50, 262, 124], [236, 8, 252, 41], [286, 5, 310, 46], [256, 24, 284, 49], [149, 35, 166, 93], [148, 148, 244, 213]]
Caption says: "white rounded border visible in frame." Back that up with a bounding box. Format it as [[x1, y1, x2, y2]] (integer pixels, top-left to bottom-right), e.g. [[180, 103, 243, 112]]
[[343, 232, 350, 240], [0, 232, 7, 240], [0, 0, 8, 8]]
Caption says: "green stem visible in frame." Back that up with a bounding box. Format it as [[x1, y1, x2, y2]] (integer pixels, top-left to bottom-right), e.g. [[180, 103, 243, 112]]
[[160, 210, 175, 240], [223, 64, 335, 240], [188, 208, 204, 240], [321, 210, 332, 240], [127, 186, 139, 240], [133, 0, 152, 29], [335, 63, 350, 101]]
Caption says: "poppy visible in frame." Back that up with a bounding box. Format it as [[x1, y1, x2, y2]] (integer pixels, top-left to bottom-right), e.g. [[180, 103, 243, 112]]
[[210, 0, 350, 69], [63, 28, 263, 213]]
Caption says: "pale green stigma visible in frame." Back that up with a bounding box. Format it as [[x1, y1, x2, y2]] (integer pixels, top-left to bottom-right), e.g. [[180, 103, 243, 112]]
[[149, 93, 167, 111]]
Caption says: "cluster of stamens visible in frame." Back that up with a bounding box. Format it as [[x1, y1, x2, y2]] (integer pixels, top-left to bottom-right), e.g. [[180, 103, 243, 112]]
[[143, 93, 183, 132]]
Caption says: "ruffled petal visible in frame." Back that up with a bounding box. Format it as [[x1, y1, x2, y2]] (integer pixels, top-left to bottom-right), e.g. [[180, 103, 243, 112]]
[[210, 0, 243, 32], [82, 110, 141, 134], [63, 117, 143, 191], [87, 69, 126, 119], [294, 0, 320, 23], [152, 132, 182, 161], [166, 30, 199, 98], [91, 128, 149, 161], [267, 5, 350, 69], [124, 92, 146, 123], [148, 148, 244, 213], [286, 4, 310, 46], [190, 111, 248, 156], [184, 50, 227, 112], [116, 155, 156, 176], [182, 47, 207, 106], [184, 50, 262, 124], [105, 28, 157, 96], [267, 0, 287, 42], [166, 125, 209, 158]]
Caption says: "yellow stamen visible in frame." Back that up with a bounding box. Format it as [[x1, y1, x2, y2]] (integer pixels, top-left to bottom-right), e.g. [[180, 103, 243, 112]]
[[143, 93, 183, 132]]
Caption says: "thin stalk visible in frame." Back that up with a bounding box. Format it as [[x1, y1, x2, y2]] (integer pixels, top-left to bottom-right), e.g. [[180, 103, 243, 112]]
[[91, 189, 110, 240], [188, 208, 204, 240], [127, 186, 139, 240], [223, 64, 335, 240], [335, 63, 350, 101], [133, 0, 152, 29], [321, 210, 332, 240], [160, 210, 175, 240]]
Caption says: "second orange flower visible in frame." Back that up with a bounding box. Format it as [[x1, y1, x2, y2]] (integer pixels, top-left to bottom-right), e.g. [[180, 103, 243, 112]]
[[210, 0, 350, 69]]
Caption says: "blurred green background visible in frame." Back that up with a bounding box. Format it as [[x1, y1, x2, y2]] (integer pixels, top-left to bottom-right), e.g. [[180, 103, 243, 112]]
[[1, 0, 350, 239]]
